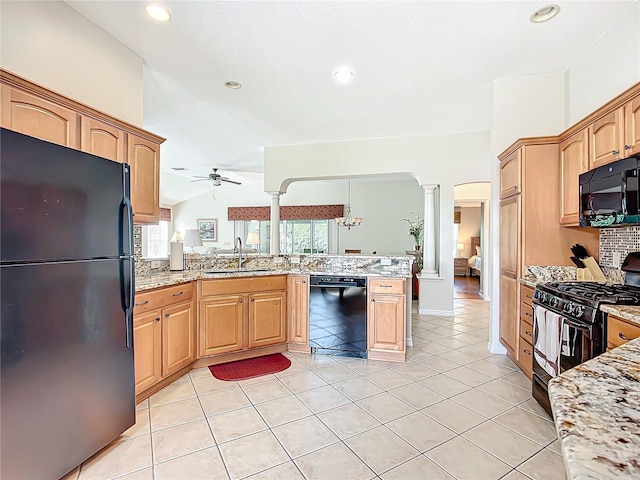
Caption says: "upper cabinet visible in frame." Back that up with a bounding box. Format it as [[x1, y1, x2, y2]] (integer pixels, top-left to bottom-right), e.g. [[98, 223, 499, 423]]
[[1, 69, 164, 225], [588, 107, 624, 169], [81, 116, 125, 163], [128, 134, 160, 224], [625, 95, 640, 156], [559, 129, 589, 226], [499, 149, 521, 199], [1, 85, 79, 148]]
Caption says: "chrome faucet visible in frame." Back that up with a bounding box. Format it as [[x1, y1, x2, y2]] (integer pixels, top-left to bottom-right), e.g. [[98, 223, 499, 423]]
[[234, 236, 243, 270]]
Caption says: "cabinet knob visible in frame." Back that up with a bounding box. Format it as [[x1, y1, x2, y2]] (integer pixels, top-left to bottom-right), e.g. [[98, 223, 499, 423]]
[[613, 149, 619, 155], [165, 313, 170, 318], [239, 299, 243, 303], [523, 349, 531, 355], [172, 291, 183, 296], [370, 299, 375, 303], [625, 144, 632, 150], [251, 298, 255, 302], [155, 317, 160, 322], [135, 300, 149, 306], [296, 280, 306, 284]]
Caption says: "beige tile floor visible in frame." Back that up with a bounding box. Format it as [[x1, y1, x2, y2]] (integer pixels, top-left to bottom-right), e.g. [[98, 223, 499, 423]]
[[63, 299, 565, 480]]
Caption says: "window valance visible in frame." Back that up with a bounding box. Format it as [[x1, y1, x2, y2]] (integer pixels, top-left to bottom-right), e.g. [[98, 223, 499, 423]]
[[228, 204, 344, 221]]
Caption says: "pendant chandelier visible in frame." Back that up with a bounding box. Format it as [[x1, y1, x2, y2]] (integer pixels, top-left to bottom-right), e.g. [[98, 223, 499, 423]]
[[335, 179, 363, 230]]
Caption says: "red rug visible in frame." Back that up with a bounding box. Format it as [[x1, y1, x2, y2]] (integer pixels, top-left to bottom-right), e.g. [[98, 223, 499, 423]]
[[209, 353, 291, 381]]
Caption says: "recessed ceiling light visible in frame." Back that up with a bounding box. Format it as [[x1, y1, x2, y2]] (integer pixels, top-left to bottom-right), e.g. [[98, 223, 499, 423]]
[[146, 4, 172, 22], [334, 67, 354, 83], [225, 81, 242, 89], [530, 5, 560, 23]]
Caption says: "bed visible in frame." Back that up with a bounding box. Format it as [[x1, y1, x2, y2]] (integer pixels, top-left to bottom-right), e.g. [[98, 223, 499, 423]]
[[468, 236, 482, 277]]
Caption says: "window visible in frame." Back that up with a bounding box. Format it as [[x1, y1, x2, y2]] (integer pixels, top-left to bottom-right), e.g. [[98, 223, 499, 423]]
[[237, 219, 329, 254], [142, 221, 170, 258]]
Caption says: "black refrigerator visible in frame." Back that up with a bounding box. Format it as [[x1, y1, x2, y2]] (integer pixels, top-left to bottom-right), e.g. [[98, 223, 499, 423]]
[[1, 128, 135, 480]]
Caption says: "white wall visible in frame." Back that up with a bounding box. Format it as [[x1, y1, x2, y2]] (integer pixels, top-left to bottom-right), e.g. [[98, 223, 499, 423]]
[[456, 207, 481, 259], [172, 177, 424, 255], [0, 1, 143, 126], [566, 2, 640, 126]]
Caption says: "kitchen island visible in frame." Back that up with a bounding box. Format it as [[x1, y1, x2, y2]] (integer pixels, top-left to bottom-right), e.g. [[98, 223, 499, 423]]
[[548, 305, 640, 480]]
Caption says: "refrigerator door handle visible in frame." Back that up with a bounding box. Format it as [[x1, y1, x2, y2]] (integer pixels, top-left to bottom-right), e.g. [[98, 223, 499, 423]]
[[121, 196, 134, 257], [121, 256, 134, 349]]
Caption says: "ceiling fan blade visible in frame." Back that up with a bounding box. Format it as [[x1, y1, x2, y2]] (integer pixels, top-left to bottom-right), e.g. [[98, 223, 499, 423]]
[[192, 175, 209, 179], [190, 178, 211, 183], [221, 178, 242, 185]]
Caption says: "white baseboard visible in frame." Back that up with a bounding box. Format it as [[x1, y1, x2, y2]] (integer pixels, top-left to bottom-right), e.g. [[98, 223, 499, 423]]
[[418, 308, 455, 316], [488, 340, 507, 354], [406, 337, 414, 347]]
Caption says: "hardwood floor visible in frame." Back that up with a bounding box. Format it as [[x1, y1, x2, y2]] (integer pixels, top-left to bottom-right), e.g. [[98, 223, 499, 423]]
[[454, 275, 481, 299]]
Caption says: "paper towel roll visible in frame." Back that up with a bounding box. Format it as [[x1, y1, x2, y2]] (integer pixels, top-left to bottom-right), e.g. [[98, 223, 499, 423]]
[[170, 242, 184, 271]]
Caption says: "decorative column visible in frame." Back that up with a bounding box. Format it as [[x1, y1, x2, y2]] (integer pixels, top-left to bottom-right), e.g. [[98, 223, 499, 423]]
[[268, 191, 282, 255], [421, 184, 438, 276]]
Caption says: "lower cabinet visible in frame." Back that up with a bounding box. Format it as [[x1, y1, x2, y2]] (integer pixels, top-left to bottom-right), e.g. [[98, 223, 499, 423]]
[[517, 285, 534, 379], [367, 277, 406, 361], [607, 314, 640, 351], [198, 276, 288, 360], [133, 283, 195, 397], [287, 274, 310, 352], [499, 274, 519, 359]]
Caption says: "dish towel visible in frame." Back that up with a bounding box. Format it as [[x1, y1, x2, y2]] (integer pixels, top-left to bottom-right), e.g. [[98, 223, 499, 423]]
[[533, 306, 562, 377]]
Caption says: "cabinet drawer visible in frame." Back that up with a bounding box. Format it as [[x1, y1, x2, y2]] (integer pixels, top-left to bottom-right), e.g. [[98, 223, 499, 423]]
[[607, 315, 640, 350], [520, 303, 534, 326], [520, 318, 533, 344], [134, 282, 194, 314], [201, 275, 287, 297], [521, 285, 535, 306], [368, 278, 405, 295], [518, 338, 533, 379]]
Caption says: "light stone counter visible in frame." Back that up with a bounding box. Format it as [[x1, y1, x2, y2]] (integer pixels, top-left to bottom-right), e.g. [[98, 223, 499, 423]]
[[600, 305, 640, 327], [548, 338, 640, 480]]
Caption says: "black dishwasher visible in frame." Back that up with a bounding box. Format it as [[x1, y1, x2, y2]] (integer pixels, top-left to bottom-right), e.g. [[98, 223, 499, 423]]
[[309, 275, 367, 358]]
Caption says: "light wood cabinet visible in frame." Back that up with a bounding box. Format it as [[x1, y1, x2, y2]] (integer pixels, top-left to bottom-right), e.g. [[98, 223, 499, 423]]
[[517, 285, 534, 379], [500, 149, 521, 199], [199, 295, 244, 356], [133, 309, 162, 394], [198, 276, 288, 360], [133, 283, 195, 397], [248, 291, 287, 348], [500, 195, 520, 277], [607, 314, 640, 351], [1, 85, 79, 148], [588, 107, 625, 168], [81, 115, 125, 163], [287, 275, 310, 352], [367, 277, 406, 362], [499, 275, 518, 358], [559, 129, 589, 226], [625, 95, 640, 156], [128, 134, 160, 224], [1, 69, 164, 226]]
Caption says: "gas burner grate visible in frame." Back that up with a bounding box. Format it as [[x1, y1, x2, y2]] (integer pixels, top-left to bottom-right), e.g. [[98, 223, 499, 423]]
[[544, 282, 640, 305]]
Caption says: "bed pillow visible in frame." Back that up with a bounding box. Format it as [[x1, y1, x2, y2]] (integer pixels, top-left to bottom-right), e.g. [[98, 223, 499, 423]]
[[475, 246, 481, 255]]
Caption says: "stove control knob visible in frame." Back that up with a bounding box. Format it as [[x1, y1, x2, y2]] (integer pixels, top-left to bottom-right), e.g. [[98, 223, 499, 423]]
[[564, 302, 575, 314], [539, 292, 547, 303], [574, 305, 585, 317], [550, 297, 559, 308]]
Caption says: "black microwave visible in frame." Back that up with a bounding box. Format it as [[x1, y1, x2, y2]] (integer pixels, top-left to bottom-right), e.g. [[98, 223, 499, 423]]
[[579, 156, 639, 227]]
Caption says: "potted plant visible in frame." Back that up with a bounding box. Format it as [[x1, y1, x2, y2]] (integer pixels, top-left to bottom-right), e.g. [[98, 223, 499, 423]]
[[401, 212, 424, 270]]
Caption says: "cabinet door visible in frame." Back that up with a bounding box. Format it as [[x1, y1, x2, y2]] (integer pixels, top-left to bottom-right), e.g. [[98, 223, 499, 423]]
[[559, 129, 589, 226], [81, 116, 125, 163], [1, 85, 79, 148], [500, 149, 521, 199], [133, 309, 162, 395], [199, 295, 244, 356], [499, 274, 518, 357], [162, 299, 196, 377], [287, 275, 309, 346], [500, 195, 520, 277], [589, 108, 624, 168], [624, 95, 640, 157], [127, 134, 160, 224], [367, 293, 405, 352], [248, 291, 287, 349]]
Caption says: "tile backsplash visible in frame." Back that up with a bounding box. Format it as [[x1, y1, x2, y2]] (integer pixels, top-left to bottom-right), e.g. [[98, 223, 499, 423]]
[[599, 226, 640, 268]]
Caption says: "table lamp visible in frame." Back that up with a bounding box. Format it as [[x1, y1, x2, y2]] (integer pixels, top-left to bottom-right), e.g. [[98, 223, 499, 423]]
[[184, 229, 203, 253], [457, 243, 465, 257]]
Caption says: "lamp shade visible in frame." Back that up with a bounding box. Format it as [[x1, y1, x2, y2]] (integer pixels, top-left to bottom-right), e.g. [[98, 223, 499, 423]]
[[170, 231, 183, 242], [457, 243, 465, 252], [246, 232, 260, 245], [183, 229, 203, 248]]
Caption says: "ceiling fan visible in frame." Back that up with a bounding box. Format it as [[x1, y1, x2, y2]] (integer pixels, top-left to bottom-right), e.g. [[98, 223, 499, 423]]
[[191, 168, 242, 186]]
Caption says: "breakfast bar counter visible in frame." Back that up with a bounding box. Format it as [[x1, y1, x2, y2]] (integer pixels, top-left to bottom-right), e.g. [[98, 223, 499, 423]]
[[548, 335, 640, 480]]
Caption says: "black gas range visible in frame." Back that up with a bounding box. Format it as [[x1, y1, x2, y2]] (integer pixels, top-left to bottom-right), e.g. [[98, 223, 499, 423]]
[[531, 280, 640, 415]]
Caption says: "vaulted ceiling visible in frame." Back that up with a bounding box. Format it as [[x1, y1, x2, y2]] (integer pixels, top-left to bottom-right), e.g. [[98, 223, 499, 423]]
[[67, 1, 634, 204]]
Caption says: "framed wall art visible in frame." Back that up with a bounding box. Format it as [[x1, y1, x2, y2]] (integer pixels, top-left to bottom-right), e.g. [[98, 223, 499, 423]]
[[197, 218, 218, 242]]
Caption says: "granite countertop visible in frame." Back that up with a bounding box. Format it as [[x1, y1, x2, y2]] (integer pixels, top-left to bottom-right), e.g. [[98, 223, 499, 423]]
[[548, 337, 640, 480], [600, 305, 640, 327], [135, 269, 411, 292], [518, 277, 539, 289]]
